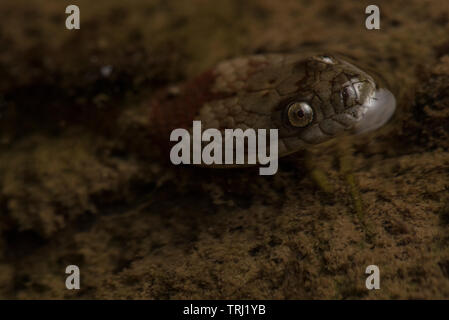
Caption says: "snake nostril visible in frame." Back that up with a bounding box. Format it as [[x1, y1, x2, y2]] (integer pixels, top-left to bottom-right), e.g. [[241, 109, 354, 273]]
[[341, 85, 358, 109]]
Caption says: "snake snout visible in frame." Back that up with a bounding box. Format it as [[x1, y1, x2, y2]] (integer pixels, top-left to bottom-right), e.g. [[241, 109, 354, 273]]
[[351, 88, 396, 134]]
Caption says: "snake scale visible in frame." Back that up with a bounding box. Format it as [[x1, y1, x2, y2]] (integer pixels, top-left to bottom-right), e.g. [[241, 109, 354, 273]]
[[149, 53, 396, 163]]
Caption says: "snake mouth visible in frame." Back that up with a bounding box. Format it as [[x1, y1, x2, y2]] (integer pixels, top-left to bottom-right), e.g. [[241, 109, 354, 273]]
[[278, 88, 396, 156], [350, 88, 396, 134], [284, 88, 396, 146], [329, 88, 396, 135]]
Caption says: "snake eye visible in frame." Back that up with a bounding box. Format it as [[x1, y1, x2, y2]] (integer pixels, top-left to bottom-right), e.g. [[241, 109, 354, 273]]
[[318, 55, 335, 64], [287, 102, 314, 127]]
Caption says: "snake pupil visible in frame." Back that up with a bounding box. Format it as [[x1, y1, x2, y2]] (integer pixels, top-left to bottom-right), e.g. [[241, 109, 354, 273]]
[[296, 110, 305, 118]]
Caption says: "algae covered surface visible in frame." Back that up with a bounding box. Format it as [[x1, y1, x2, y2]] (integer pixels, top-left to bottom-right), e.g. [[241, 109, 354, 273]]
[[1, 0, 449, 299]]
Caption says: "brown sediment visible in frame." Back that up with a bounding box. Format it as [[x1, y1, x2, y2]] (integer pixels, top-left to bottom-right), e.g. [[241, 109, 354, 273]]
[[1, 0, 449, 300]]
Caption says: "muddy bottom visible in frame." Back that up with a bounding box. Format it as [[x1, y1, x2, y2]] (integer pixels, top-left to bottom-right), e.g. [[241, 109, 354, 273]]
[[0, 0, 449, 299]]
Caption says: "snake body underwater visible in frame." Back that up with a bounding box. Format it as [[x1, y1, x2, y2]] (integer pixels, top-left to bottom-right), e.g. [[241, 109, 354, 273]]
[[149, 53, 396, 163]]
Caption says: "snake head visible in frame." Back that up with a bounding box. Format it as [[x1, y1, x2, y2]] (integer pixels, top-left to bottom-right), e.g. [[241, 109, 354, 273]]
[[149, 52, 396, 160], [274, 54, 396, 155]]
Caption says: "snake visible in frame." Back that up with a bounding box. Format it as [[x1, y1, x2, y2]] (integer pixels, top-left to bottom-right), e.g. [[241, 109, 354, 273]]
[[149, 53, 396, 163]]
